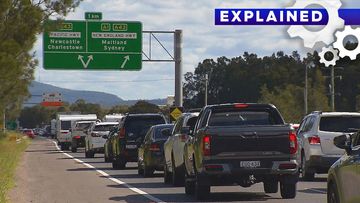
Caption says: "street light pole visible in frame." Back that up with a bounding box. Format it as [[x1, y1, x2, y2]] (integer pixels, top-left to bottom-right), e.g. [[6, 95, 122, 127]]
[[205, 74, 208, 106], [304, 65, 308, 115], [330, 66, 335, 111]]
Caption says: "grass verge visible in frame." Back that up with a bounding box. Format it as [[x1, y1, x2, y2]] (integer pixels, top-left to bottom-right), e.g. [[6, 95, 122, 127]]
[[0, 132, 30, 203]]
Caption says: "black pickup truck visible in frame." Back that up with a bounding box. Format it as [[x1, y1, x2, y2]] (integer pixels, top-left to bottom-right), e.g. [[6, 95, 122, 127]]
[[183, 103, 299, 200]]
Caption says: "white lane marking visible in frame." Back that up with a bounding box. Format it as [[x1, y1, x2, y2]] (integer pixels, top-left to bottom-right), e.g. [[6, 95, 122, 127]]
[[51, 140, 166, 203], [304, 188, 327, 194]]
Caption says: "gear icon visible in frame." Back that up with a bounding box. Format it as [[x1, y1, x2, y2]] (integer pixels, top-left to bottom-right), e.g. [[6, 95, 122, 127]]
[[287, 0, 344, 48], [333, 26, 360, 60], [319, 46, 339, 67]]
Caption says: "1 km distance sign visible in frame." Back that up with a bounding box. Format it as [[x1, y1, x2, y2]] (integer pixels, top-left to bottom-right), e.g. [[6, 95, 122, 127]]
[[43, 20, 142, 70]]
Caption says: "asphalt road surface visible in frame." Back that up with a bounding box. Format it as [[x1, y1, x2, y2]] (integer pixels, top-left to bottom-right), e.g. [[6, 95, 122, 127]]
[[11, 137, 328, 203]]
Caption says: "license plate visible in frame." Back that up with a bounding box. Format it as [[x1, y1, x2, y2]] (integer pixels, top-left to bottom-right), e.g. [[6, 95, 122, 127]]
[[126, 144, 137, 149], [240, 161, 261, 168]]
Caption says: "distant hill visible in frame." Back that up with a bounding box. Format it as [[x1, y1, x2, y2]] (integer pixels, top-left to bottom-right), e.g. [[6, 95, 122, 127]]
[[26, 81, 166, 107]]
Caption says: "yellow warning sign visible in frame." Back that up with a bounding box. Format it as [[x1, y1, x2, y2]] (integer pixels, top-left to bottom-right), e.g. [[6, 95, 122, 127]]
[[170, 107, 183, 122]]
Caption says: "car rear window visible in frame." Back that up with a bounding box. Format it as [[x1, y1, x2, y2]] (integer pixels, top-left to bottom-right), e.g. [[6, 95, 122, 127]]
[[93, 124, 115, 131], [320, 116, 360, 132], [208, 110, 282, 126], [126, 116, 166, 138], [61, 121, 71, 130], [154, 126, 174, 140], [75, 122, 92, 130]]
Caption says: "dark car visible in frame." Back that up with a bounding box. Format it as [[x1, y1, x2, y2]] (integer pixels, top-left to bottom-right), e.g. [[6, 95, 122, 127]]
[[104, 126, 119, 163], [112, 113, 167, 169], [327, 131, 360, 203], [138, 124, 174, 177], [164, 112, 199, 185], [183, 103, 299, 200]]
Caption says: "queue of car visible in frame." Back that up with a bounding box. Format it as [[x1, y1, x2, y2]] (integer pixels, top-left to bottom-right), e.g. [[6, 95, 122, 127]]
[[48, 104, 360, 203]]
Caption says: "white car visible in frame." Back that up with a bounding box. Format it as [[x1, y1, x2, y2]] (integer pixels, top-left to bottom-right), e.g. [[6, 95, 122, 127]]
[[297, 111, 360, 180], [85, 122, 118, 158]]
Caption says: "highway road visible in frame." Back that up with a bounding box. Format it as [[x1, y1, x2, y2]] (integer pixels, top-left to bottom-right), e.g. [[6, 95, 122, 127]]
[[11, 137, 328, 203]]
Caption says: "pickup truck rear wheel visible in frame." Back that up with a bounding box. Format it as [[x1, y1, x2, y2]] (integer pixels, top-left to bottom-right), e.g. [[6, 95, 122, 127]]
[[185, 172, 195, 195], [71, 147, 77, 152], [280, 182, 296, 199], [263, 181, 278, 193], [195, 179, 210, 200]]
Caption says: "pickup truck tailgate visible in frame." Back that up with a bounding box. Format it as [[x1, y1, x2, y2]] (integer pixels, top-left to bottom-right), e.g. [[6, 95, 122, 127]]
[[209, 125, 291, 158]]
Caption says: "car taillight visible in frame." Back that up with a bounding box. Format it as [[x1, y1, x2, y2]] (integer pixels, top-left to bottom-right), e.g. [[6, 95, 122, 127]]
[[289, 131, 297, 155], [118, 128, 125, 138], [74, 135, 81, 139], [149, 143, 160, 151], [203, 135, 211, 156], [308, 136, 321, 145]]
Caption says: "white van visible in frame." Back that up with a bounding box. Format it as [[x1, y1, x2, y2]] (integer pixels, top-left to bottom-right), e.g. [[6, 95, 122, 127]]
[[85, 122, 118, 158], [56, 114, 97, 150]]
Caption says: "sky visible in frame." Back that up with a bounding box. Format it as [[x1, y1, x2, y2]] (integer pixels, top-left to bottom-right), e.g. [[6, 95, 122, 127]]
[[33, 0, 359, 100]]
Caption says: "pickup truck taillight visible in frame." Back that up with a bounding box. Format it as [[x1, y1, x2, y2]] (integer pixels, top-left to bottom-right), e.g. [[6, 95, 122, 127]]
[[180, 134, 187, 142], [289, 131, 297, 155], [118, 128, 125, 138], [203, 135, 211, 156], [149, 143, 160, 151], [308, 136, 321, 145]]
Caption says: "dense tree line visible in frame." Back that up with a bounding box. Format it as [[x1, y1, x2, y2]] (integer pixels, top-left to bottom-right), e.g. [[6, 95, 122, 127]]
[[183, 50, 360, 123], [0, 0, 81, 125], [19, 100, 164, 128]]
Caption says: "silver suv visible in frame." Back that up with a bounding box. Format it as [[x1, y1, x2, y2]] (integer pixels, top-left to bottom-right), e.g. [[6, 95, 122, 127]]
[[297, 111, 360, 180]]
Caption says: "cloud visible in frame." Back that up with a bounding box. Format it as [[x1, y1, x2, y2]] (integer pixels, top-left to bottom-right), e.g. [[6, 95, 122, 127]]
[[34, 0, 358, 100]]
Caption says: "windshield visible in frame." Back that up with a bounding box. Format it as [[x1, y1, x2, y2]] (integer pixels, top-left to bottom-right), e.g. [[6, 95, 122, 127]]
[[61, 121, 71, 130], [209, 110, 282, 126], [126, 116, 166, 138], [93, 124, 115, 132], [320, 116, 360, 132]]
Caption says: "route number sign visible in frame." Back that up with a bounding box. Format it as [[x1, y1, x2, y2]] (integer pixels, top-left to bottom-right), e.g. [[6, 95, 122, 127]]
[[43, 20, 142, 70]]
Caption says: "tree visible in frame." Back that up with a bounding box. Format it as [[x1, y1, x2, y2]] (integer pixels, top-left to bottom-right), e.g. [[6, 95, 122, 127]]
[[0, 0, 82, 125], [128, 101, 160, 114], [70, 99, 104, 118]]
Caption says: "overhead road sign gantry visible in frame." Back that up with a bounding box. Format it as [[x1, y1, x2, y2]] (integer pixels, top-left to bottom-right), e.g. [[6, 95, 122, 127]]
[[43, 20, 142, 70]]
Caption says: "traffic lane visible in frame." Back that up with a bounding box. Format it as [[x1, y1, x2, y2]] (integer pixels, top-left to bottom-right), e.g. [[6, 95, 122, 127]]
[[68, 147, 327, 203], [10, 137, 150, 203]]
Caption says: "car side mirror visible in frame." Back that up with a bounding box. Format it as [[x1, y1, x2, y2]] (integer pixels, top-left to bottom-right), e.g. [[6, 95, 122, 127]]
[[181, 126, 190, 134], [161, 129, 172, 137], [334, 134, 352, 155]]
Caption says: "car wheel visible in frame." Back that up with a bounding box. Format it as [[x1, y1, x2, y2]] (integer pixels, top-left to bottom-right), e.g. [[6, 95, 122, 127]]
[[172, 156, 184, 186], [164, 163, 172, 184], [301, 152, 315, 180], [185, 172, 195, 195], [60, 143, 66, 151], [280, 182, 296, 199], [195, 175, 210, 200], [327, 182, 340, 203], [263, 181, 278, 193], [143, 163, 154, 177], [104, 154, 111, 163], [137, 162, 144, 175], [71, 147, 77, 153]]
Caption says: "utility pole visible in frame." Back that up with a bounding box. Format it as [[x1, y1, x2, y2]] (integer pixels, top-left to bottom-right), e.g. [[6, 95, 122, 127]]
[[174, 29, 183, 107], [330, 66, 335, 111], [205, 74, 208, 106], [304, 65, 308, 115]]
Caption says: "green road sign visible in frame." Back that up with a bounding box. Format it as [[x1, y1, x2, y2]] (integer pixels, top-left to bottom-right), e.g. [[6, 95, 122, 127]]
[[43, 20, 142, 70], [85, 12, 102, 20]]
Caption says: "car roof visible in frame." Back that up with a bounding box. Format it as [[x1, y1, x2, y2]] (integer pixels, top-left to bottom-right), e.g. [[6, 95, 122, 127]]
[[95, 122, 119, 126], [126, 113, 164, 117], [151, 124, 174, 129], [310, 112, 360, 117]]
